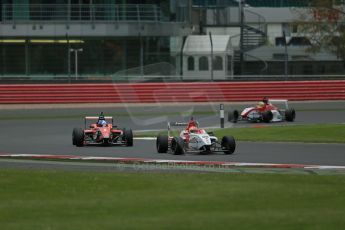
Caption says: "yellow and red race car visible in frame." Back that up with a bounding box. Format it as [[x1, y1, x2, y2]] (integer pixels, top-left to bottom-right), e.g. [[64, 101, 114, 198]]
[[228, 98, 296, 123]]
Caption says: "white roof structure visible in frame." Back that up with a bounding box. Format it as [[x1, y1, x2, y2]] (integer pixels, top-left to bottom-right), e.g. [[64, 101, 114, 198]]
[[183, 35, 232, 55]]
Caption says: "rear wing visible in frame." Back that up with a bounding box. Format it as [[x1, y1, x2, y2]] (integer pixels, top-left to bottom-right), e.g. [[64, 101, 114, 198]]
[[168, 122, 188, 129], [84, 116, 113, 128], [269, 99, 289, 109]]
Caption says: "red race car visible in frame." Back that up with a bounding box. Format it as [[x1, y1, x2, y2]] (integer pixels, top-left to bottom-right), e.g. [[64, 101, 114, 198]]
[[72, 115, 133, 147]]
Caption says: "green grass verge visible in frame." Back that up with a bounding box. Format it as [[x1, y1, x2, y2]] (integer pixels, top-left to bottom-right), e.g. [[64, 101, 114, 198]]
[[297, 108, 345, 112], [0, 169, 344, 229], [135, 124, 345, 144]]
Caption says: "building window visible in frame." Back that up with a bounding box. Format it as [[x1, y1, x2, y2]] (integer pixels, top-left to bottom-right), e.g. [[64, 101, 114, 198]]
[[199, 56, 208, 71], [213, 56, 223, 70], [317, 64, 326, 74], [303, 64, 313, 74], [227, 55, 232, 72], [272, 53, 286, 60], [275, 37, 286, 46], [187, 56, 194, 71], [288, 37, 311, 46]]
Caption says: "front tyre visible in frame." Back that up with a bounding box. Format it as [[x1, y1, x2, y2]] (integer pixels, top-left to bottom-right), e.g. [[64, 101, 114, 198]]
[[285, 108, 296, 122], [171, 137, 185, 155], [221, 136, 236, 154], [262, 110, 273, 123], [73, 128, 84, 147], [156, 135, 169, 153], [123, 129, 133, 146]]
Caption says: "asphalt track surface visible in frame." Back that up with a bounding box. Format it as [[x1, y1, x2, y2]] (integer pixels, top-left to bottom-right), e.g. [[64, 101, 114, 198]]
[[0, 101, 344, 167]]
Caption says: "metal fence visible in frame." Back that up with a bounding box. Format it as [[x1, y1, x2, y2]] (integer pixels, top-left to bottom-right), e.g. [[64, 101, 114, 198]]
[[1, 4, 188, 23], [112, 62, 178, 82], [1, 74, 345, 83]]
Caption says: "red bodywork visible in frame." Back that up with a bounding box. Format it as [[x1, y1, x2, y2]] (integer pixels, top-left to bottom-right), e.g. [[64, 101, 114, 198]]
[[83, 123, 124, 145], [177, 120, 206, 143], [73, 116, 133, 147], [241, 103, 277, 118]]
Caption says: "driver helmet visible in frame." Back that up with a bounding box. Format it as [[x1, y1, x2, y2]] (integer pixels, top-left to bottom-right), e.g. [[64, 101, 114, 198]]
[[257, 102, 265, 108], [97, 112, 107, 126], [188, 116, 198, 128], [189, 126, 198, 133], [263, 97, 269, 104], [98, 120, 107, 126], [98, 112, 105, 121]]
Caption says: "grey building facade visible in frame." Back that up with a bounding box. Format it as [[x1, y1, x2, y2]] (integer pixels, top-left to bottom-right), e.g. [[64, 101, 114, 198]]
[[0, 0, 192, 77]]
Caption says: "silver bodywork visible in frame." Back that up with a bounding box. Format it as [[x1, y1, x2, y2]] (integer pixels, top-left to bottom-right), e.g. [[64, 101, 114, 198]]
[[168, 122, 229, 154], [179, 129, 218, 152]]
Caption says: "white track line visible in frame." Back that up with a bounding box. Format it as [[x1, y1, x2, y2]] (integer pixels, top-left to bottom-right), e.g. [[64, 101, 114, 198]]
[[133, 137, 156, 140], [1, 153, 345, 171]]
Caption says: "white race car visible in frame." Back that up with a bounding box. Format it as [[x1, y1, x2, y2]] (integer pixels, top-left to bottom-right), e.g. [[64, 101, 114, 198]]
[[156, 118, 236, 155]]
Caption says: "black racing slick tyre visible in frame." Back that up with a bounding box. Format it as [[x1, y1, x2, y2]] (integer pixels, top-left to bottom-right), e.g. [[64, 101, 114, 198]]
[[228, 110, 239, 123], [123, 129, 133, 146], [221, 136, 236, 154], [156, 135, 169, 153], [72, 127, 79, 145], [171, 137, 185, 155], [73, 128, 84, 147], [262, 110, 273, 123], [285, 108, 296, 122]]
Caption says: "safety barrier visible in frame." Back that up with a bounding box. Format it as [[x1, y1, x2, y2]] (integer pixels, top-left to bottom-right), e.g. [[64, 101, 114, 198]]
[[0, 80, 344, 104]]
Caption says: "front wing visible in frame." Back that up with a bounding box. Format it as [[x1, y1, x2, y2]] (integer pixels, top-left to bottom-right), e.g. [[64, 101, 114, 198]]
[[83, 135, 127, 146]]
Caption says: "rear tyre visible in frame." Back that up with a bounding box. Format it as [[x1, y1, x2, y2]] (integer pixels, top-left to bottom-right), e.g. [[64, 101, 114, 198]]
[[123, 129, 133, 146], [285, 108, 296, 122], [171, 137, 185, 155], [156, 135, 169, 153], [72, 127, 79, 145], [221, 136, 236, 154], [73, 128, 84, 147], [262, 110, 273, 123], [228, 110, 239, 123]]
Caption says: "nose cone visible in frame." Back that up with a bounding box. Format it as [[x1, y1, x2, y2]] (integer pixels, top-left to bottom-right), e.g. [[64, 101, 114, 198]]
[[205, 138, 211, 145], [100, 127, 110, 138], [200, 135, 211, 145]]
